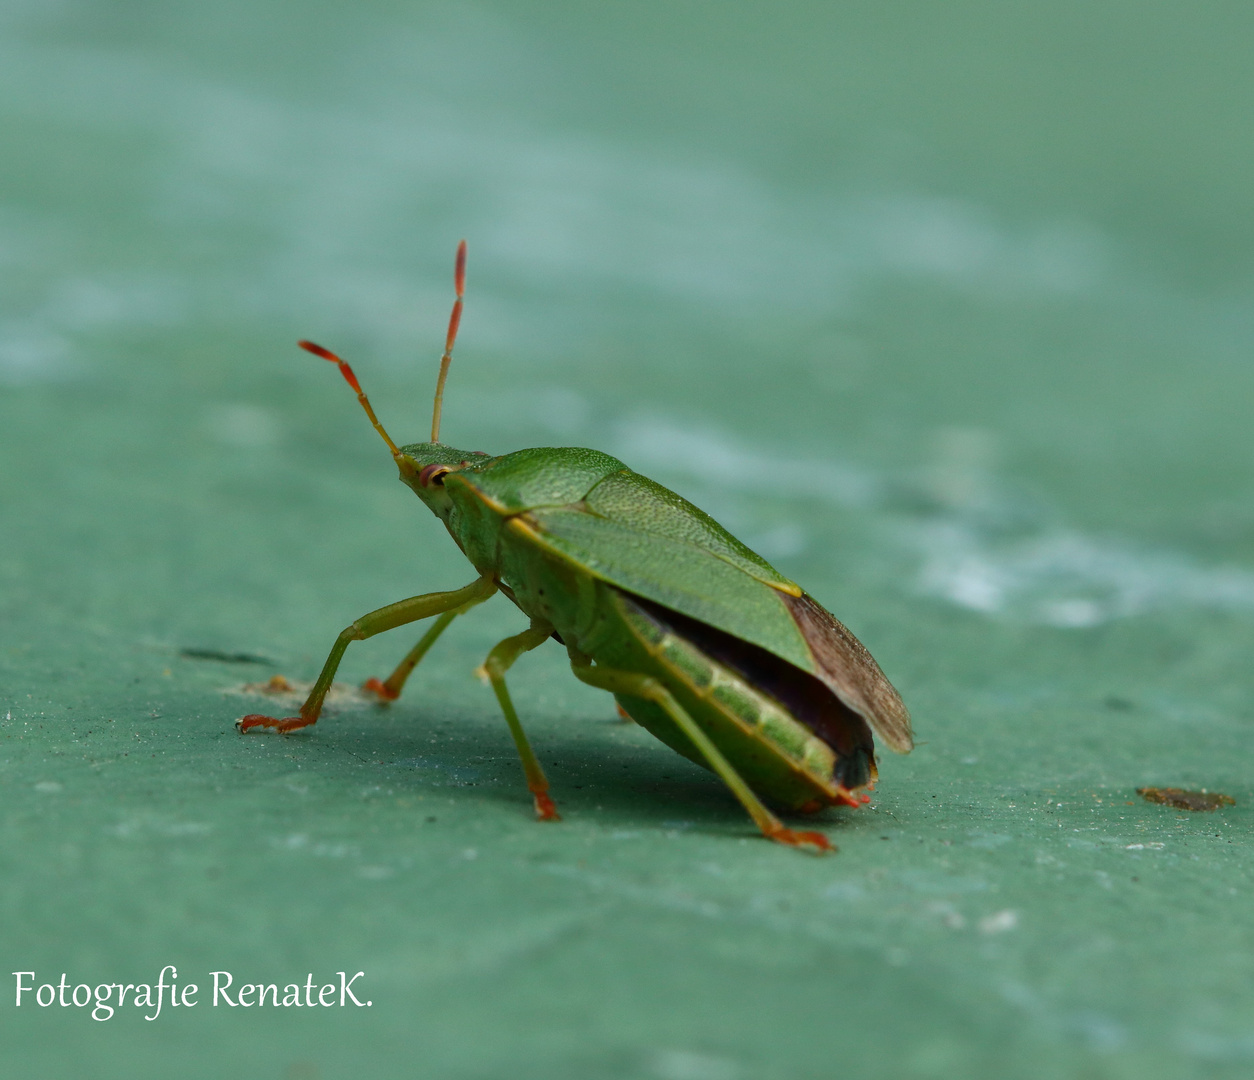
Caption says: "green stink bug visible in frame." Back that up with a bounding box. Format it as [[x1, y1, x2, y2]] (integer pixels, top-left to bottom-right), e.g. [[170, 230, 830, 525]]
[[238, 242, 912, 852]]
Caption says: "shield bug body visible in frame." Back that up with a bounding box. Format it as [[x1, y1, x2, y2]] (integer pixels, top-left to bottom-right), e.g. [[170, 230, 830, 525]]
[[238, 243, 912, 852]]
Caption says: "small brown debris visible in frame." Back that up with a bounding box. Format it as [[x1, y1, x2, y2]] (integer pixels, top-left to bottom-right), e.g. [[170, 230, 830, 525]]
[[1136, 787, 1235, 812], [231, 676, 367, 709]]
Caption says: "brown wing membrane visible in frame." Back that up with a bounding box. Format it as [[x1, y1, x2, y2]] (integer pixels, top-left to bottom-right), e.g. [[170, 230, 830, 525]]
[[628, 593, 877, 791], [782, 593, 913, 753]]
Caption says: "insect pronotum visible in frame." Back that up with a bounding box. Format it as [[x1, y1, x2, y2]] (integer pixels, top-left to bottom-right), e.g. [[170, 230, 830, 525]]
[[238, 242, 913, 852]]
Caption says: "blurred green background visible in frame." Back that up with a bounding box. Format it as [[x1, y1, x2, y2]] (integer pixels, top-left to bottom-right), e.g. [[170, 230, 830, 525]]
[[2, 3, 1253, 1077]]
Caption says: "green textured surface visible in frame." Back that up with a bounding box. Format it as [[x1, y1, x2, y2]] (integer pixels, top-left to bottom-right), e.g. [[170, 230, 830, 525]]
[[3, 3, 1254, 1078]]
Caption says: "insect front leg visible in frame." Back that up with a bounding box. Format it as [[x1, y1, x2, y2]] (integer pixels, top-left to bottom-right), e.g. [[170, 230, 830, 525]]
[[237, 576, 497, 734], [567, 654, 834, 854], [476, 620, 560, 821], [362, 591, 490, 702]]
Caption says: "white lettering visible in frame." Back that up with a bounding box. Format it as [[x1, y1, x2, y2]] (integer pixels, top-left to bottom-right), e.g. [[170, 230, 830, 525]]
[[211, 972, 236, 1006], [339, 972, 366, 1007], [92, 985, 115, 1021], [147, 965, 175, 1021], [13, 972, 34, 1006]]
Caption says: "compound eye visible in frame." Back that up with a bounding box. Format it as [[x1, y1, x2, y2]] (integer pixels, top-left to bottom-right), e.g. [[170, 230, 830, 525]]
[[419, 463, 451, 487]]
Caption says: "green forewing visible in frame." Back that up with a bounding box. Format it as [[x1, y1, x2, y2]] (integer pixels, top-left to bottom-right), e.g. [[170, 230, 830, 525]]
[[452, 448, 911, 753], [524, 508, 816, 675], [462, 447, 626, 512], [582, 470, 800, 594]]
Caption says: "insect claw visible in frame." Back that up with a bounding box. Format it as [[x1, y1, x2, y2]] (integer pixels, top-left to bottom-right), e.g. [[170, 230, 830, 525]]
[[237, 713, 312, 734], [532, 791, 561, 821], [765, 825, 835, 854], [361, 677, 399, 702]]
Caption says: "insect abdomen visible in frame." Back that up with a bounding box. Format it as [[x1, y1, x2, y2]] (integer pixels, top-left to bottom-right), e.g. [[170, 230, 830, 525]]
[[605, 588, 847, 810]]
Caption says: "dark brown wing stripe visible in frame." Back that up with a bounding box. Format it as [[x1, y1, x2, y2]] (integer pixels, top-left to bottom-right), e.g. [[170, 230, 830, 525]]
[[781, 592, 913, 753]]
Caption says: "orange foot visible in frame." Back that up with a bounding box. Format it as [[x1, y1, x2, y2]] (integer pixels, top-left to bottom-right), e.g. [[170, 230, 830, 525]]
[[532, 791, 561, 822], [764, 825, 835, 854], [237, 714, 314, 734], [361, 677, 399, 702], [834, 786, 868, 808]]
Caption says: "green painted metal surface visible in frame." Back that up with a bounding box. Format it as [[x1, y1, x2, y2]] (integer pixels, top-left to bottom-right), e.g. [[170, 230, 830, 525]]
[[2, 3, 1252, 1078]]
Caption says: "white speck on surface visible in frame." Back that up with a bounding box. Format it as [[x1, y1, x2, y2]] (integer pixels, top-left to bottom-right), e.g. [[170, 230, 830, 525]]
[[649, 1049, 741, 1080], [34, 780, 62, 793], [979, 909, 1019, 934]]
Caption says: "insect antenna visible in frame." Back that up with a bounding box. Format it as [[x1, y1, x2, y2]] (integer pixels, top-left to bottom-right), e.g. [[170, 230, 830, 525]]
[[298, 339, 403, 460], [430, 239, 467, 443]]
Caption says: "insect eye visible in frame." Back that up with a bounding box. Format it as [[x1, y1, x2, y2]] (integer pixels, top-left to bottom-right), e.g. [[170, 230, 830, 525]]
[[419, 463, 451, 487]]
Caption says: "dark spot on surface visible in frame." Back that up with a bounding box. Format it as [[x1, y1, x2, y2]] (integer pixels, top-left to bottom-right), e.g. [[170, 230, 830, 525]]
[[1137, 787, 1235, 812], [180, 648, 274, 665], [426, 816, 437, 823], [1104, 696, 1134, 710]]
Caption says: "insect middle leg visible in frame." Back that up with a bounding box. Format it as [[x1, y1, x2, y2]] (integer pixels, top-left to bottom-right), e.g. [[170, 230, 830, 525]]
[[567, 654, 833, 854], [362, 590, 491, 702], [237, 576, 497, 734], [477, 620, 560, 822]]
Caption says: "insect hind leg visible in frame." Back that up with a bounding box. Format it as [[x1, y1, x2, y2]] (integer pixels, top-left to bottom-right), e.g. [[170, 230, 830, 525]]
[[477, 621, 561, 821], [568, 654, 833, 854]]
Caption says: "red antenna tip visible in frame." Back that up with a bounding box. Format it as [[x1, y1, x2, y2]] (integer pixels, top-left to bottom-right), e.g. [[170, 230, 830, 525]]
[[298, 339, 335, 361], [454, 239, 467, 298], [298, 339, 362, 394]]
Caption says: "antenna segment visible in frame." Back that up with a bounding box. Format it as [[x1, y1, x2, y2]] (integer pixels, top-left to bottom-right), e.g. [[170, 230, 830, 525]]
[[298, 339, 402, 459], [430, 239, 467, 443]]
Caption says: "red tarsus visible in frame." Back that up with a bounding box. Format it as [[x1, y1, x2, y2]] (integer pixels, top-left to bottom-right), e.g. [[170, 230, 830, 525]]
[[533, 791, 561, 821], [236, 713, 314, 734], [768, 826, 834, 853], [361, 677, 399, 701]]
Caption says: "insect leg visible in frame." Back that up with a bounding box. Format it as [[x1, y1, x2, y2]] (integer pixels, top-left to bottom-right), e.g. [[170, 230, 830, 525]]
[[567, 656, 833, 854], [362, 589, 491, 702], [237, 575, 497, 734], [477, 621, 561, 821]]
